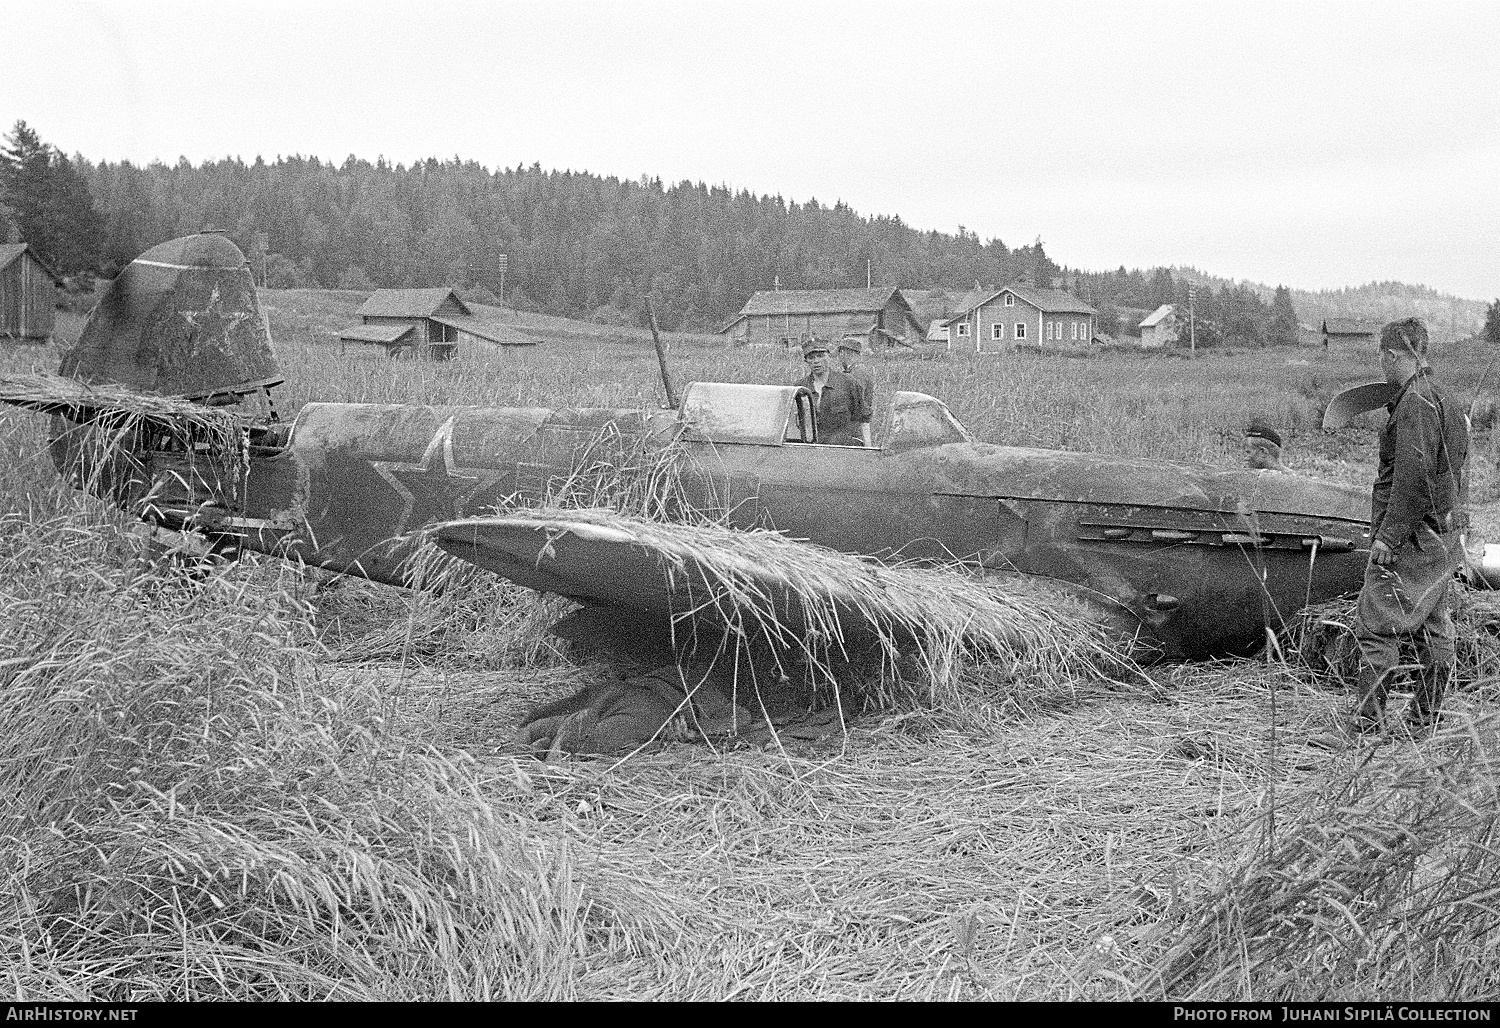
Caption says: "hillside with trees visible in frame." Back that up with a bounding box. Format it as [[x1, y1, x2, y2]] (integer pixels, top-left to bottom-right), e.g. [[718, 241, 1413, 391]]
[[1165, 267, 1485, 343], [0, 121, 1481, 341]]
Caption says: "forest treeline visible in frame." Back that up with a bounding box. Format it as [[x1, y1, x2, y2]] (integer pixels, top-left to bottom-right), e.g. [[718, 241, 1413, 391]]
[[3, 121, 1483, 340], [76, 150, 1300, 341]]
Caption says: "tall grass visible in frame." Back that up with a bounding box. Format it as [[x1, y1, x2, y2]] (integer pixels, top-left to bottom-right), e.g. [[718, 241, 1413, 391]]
[[4, 299, 1497, 1000], [1145, 701, 1500, 1000], [0, 422, 668, 1000]]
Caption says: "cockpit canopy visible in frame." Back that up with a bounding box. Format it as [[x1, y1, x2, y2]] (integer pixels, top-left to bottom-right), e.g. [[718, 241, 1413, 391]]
[[677, 381, 971, 450]]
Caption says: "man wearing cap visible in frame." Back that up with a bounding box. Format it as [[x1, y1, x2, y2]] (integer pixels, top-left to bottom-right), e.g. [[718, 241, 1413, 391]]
[[796, 338, 870, 447], [837, 337, 876, 448], [1243, 419, 1286, 471], [1338, 318, 1469, 740]]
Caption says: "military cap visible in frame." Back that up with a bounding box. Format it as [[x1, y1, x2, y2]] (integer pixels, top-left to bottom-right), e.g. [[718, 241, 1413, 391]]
[[1245, 419, 1283, 448], [802, 338, 829, 357]]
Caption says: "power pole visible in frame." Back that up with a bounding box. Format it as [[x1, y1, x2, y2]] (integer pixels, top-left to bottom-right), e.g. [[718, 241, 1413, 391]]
[[866, 259, 871, 289], [1189, 283, 1197, 357], [498, 253, 508, 308], [254, 232, 269, 288]]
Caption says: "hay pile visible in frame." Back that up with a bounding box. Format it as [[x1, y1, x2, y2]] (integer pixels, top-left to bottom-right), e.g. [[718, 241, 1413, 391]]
[[461, 507, 1142, 709], [0, 371, 242, 433]]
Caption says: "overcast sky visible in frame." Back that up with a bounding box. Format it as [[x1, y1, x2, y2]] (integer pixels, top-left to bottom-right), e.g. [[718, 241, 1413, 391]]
[[4, 0, 1497, 299]]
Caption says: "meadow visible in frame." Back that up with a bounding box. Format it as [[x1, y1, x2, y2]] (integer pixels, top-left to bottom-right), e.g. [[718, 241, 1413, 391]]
[[1, 298, 1498, 1000]]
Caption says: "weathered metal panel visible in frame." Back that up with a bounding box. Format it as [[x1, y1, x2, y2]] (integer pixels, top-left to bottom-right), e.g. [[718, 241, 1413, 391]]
[[59, 233, 279, 395]]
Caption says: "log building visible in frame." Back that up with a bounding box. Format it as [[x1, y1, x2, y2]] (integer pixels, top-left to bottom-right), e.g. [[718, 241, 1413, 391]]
[[719, 287, 925, 351], [339, 288, 536, 359], [0, 244, 63, 342]]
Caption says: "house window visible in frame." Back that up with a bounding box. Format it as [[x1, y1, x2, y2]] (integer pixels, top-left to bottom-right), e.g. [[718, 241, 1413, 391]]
[[1070, 322, 1078, 340], [1004, 294, 1015, 307], [956, 322, 970, 338], [1014, 322, 1026, 340], [1046, 322, 1053, 341], [992, 323, 1004, 340]]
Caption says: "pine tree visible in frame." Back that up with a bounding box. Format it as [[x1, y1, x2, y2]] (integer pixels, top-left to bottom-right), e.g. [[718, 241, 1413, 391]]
[[0, 120, 105, 273], [1485, 299, 1500, 346], [1268, 285, 1299, 346]]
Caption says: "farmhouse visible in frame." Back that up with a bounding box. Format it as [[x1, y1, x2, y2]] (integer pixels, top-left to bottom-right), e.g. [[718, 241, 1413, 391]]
[[339, 288, 536, 359], [943, 283, 1097, 353], [1321, 318, 1377, 350], [1138, 304, 1179, 348], [719, 286, 925, 350], [0, 243, 63, 342]]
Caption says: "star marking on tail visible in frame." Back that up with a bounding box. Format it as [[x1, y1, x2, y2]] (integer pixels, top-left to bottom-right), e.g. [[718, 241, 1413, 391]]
[[370, 415, 485, 534]]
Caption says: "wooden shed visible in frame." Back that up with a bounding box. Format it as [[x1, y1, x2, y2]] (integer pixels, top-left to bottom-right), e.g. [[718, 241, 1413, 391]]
[[339, 288, 537, 359], [1321, 318, 1377, 351], [1138, 304, 1179, 348], [719, 287, 926, 350], [0, 243, 64, 342]]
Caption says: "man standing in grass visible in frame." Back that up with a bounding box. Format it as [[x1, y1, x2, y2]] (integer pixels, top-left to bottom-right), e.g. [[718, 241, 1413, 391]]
[[837, 336, 875, 448], [797, 338, 870, 447], [1341, 318, 1469, 739]]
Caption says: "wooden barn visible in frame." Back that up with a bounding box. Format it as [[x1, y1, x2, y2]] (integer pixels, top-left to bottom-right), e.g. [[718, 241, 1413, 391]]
[[719, 287, 925, 350], [1138, 304, 1179, 348], [0, 243, 63, 342], [339, 288, 537, 359], [1321, 318, 1377, 351]]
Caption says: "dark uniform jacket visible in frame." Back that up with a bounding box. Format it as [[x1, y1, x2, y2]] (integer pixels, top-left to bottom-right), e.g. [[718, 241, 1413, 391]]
[[1371, 368, 1469, 550], [798, 369, 869, 446], [843, 362, 876, 424]]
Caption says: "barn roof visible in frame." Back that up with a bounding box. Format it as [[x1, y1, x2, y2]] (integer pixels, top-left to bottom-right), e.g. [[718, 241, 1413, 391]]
[[943, 282, 1097, 324], [1139, 304, 1175, 328], [431, 315, 538, 346], [925, 318, 950, 341], [720, 286, 910, 331], [356, 287, 470, 319], [339, 323, 415, 345], [1322, 318, 1377, 337], [0, 243, 64, 285]]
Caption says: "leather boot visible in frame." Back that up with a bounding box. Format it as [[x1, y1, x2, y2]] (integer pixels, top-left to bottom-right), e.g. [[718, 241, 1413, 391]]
[[1348, 665, 1390, 736], [1405, 663, 1450, 736], [1309, 666, 1389, 749]]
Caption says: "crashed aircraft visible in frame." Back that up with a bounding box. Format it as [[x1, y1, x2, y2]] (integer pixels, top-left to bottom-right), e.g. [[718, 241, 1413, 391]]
[[5, 233, 1384, 750]]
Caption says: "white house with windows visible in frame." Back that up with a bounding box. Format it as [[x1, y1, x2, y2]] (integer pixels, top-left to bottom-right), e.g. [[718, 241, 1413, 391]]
[[941, 283, 1098, 354]]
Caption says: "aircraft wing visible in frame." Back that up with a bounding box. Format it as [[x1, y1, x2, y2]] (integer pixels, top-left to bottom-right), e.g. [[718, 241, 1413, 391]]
[[429, 509, 1136, 666]]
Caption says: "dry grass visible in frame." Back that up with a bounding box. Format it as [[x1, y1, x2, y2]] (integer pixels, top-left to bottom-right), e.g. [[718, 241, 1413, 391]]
[[461, 507, 1139, 713], [3, 304, 1498, 999]]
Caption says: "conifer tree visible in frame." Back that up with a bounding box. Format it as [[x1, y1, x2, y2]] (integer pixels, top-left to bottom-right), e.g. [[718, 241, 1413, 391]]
[[1268, 285, 1299, 346], [0, 120, 105, 273]]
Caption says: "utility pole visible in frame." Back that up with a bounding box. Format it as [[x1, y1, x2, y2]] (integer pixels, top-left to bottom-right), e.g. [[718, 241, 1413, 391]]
[[254, 232, 268, 288], [866, 259, 871, 289], [1189, 283, 1197, 357], [498, 253, 508, 308]]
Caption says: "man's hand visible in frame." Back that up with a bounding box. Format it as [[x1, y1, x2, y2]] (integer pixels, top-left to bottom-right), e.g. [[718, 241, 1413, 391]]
[[1370, 539, 1396, 566]]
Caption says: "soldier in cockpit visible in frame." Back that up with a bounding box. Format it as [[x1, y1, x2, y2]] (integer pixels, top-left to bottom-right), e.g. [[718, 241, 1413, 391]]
[[797, 338, 871, 447]]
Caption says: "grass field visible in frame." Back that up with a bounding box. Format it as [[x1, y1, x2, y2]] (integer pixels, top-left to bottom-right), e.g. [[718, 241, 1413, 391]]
[[1, 299, 1498, 1000]]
